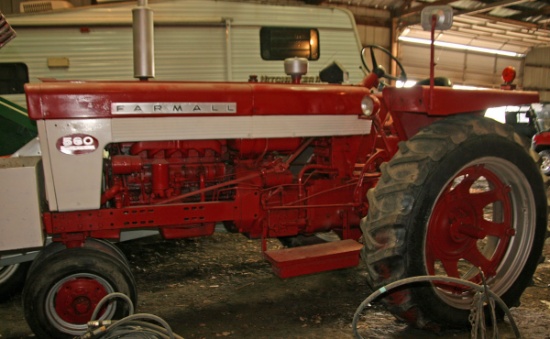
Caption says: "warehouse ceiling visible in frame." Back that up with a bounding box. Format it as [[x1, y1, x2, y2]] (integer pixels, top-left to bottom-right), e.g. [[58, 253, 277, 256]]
[[309, 0, 550, 54]]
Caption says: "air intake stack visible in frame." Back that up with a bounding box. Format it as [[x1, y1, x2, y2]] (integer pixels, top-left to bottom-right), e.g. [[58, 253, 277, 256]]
[[284, 57, 308, 84]]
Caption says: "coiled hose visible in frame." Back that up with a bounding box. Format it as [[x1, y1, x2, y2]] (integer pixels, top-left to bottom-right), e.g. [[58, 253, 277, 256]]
[[352, 275, 521, 339], [79, 292, 184, 339]]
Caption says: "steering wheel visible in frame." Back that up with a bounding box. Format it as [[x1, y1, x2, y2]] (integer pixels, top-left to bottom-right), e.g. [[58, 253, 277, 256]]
[[361, 44, 407, 82]]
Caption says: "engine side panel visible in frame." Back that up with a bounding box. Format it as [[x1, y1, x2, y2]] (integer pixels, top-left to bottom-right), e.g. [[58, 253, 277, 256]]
[[111, 115, 372, 141], [42, 119, 112, 211]]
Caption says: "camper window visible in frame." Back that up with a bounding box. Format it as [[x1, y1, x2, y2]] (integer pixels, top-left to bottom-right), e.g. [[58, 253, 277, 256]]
[[260, 27, 319, 61], [0, 63, 28, 95]]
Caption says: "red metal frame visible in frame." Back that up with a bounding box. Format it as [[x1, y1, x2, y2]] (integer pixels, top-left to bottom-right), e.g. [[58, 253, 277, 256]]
[[26, 65, 540, 279]]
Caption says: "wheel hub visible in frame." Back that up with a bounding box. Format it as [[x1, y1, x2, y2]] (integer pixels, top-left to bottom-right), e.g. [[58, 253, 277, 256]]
[[54, 278, 108, 324], [430, 203, 479, 260], [453, 222, 485, 240], [426, 165, 514, 285]]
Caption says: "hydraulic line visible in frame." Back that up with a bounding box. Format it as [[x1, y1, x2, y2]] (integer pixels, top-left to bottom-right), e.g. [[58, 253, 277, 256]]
[[80, 292, 183, 339]]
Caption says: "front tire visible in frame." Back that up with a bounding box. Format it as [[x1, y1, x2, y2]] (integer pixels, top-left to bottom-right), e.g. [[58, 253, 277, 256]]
[[361, 116, 547, 329], [23, 247, 137, 339]]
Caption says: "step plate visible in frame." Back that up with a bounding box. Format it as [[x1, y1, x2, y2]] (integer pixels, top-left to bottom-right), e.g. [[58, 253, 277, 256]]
[[264, 239, 363, 278]]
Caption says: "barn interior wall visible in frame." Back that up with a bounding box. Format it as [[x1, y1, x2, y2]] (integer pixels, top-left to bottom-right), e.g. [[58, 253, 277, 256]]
[[525, 47, 550, 102], [397, 42, 525, 89], [355, 24, 392, 78]]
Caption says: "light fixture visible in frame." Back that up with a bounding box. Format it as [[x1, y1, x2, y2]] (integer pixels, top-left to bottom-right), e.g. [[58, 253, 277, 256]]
[[361, 95, 380, 116], [398, 36, 525, 58]]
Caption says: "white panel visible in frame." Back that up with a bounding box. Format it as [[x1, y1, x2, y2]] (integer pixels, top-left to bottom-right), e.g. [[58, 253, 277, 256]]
[[0, 157, 44, 251], [0, 25, 226, 82], [154, 26, 227, 81], [44, 119, 113, 211], [1, 27, 134, 82], [111, 115, 372, 141]]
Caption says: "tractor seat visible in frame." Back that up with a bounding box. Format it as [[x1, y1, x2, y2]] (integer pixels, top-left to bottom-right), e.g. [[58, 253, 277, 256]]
[[415, 77, 453, 87]]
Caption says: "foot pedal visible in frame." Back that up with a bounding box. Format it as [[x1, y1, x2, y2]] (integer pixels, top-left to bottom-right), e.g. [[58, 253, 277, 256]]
[[264, 239, 363, 278]]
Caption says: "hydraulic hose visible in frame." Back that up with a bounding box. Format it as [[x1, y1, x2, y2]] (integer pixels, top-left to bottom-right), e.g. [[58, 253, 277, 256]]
[[81, 292, 184, 339], [352, 275, 521, 339]]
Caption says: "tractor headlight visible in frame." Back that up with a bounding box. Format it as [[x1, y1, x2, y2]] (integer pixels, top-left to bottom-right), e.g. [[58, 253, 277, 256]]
[[361, 95, 380, 117]]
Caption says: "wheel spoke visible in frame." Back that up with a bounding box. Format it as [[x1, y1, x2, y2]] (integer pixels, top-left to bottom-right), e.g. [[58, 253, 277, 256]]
[[464, 247, 494, 277], [468, 190, 500, 211], [452, 169, 480, 196], [440, 258, 460, 278], [480, 219, 512, 238]]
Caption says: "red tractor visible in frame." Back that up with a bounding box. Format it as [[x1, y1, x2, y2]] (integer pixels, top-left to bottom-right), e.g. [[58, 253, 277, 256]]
[[0, 5, 546, 338]]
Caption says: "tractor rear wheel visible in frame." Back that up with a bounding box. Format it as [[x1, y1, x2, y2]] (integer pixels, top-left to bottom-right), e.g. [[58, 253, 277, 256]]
[[361, 116, 547, 330], [23, 247, 137, 339]]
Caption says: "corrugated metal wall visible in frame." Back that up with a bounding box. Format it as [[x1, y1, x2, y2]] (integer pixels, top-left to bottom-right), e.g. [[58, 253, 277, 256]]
[[398, 43, 524, 88], [524, 47, 550, 102]]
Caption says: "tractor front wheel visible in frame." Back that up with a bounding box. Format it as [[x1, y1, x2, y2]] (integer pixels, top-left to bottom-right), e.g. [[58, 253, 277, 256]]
[[23, 247, 137, 339], [362, 116, 547, 329]]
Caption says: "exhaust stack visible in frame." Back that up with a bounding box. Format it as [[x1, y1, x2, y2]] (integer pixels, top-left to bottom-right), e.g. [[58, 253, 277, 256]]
[[133, 0, 154, 80]]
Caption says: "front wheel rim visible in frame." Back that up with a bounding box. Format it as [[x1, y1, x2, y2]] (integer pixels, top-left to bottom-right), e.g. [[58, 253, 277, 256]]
[[46, 273, 116, 335], [425, 157, 536, 309]]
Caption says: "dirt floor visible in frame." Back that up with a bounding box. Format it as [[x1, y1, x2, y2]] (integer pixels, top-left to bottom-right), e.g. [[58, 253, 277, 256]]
[[0, 229, 549, 339]]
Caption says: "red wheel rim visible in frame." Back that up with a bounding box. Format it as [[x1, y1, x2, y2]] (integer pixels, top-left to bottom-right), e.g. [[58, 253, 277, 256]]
[[54, 277, 109, 324], [426, 164, 514, 293]]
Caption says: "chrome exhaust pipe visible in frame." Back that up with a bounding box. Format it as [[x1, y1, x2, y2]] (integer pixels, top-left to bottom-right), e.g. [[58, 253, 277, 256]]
[[133, 0, 154, 80]]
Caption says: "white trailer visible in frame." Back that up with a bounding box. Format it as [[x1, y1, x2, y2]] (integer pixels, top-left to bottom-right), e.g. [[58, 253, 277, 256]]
[[0, 0, 364, 108]]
